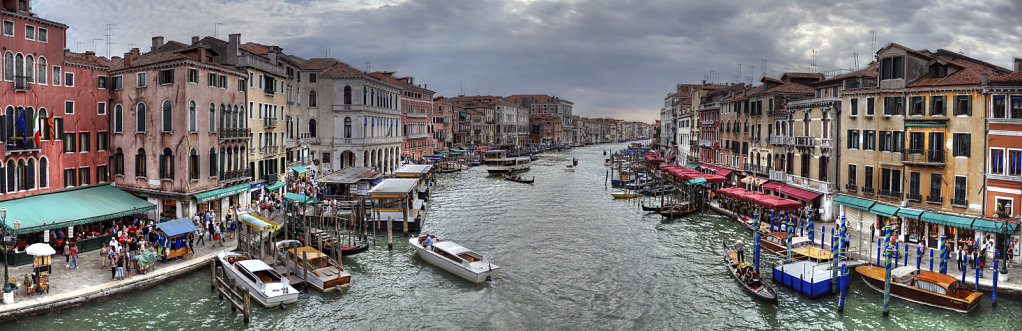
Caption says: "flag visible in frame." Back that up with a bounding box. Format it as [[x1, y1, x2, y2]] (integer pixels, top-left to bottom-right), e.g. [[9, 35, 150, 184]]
[[15, 107, 26, 141], [32, 109, 40, 145], [47, 116, 55, 142]]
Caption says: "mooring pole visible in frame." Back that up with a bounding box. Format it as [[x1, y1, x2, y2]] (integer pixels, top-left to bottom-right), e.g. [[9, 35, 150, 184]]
[[882, 224, 893, 317]]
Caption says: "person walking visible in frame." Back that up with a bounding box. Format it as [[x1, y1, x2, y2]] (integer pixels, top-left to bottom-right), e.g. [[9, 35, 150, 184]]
[[196, 227, 205, 246], [957, 246, 964, 271], [207, 217, 214, 241], [69, 244, 79, 270]]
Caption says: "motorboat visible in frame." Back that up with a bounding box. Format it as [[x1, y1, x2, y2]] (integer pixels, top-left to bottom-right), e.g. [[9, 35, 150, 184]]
[[758, 232, 833, 261], [856, 266, 982, 313], [564, 165, 575, 172], [275, 240, 351, 292], [217, 251, 299, 307], [410, 235, 498, 283]]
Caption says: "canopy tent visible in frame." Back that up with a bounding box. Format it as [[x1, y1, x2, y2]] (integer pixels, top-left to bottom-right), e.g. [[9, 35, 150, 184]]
[[291, 165, 309, 174], [194, 183, 252, 204], [1, 184, 157, 235], [237, 212, 280, 231], [156, 218, 200, 238], [777, 185, 822, 202], [971, 218, 1019, 234], [284, 193, 318, 205], [686, 178, 708, 185]]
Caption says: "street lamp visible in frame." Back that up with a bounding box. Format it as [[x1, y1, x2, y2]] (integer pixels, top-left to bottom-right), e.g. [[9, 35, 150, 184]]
[[1, 206, 9, 295]]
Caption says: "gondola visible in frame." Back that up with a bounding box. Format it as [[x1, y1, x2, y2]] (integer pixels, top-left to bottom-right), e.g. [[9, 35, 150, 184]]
[[641, 203, 670, 212], [502, 173, 535, 184], [722, 241, 778, 303], [658, 205, 699, 218]]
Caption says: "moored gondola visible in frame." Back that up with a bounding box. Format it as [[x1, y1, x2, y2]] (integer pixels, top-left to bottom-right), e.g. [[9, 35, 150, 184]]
[[722, 241, 778, 303]]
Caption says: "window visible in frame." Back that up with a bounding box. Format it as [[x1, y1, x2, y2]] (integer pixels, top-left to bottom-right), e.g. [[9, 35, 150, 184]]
[[78, 167, 90, 185], [909, 96, 924, 115], [953, 176, 967, 206], [24, 25, 34, 40], [63, 168, 76, 188], [24, 55, 32, 83], [96, 165, 107, 183], [909, 171, 920, 200], [883, 97, 904, 115], [37, 28, 46, 43], [114, 105, 123, 133], [880, 168, 902, 195], [863, 130, 875, 150], [850, 98, 858, 116], [137, 72, 146, 87], [62, 132, 76, 153], [909, 132, 924, 152], [209, 103, 216, 132], [866, 97, 875, 115], [209, 148, 217, 178], [309, 119, 317, 137], [136, 102, 146, 132], [159, 148, 173, 179], [135, 149, 146, 177], [864, 166, 874, 191], [929, 173, 942, 203], [64, 71, 73, 87], [64, 100, 74, 114], [97, 131, 107, 151], [187, 68, 199, 83], [158, 69, 174, 85], [993, 95, 1007, 118], [309, 73, 317, 82], [997, 197, 1013, 218], [161, 100, 172, 132], [1011, 150, 1022, 176], [344, 117, 352, 138], [879, 131, 890, 152], [258, 74, 263, 89], [188, 100, 197, 132], [3, 52, 11, 81], [991, 148, 1005, 174], [880, 56, 905, 80], [39, 158, 47, 188], [219, 75, 226, 88], [846, 129, 859, 149], [97, 76, 108, 89], [1012, 96, 1022, 119], [97, 102, 106, 115], [207, 73, 216, 87], [309, 91, 317, 107], [929, 95, 945, 116], [847, 164, 857, 188], [952, 133, 970, 157], [2, 20, 12, 36], [239, 79, 245, 92], [79, 132, 90, 152], [52, 66, 60, 85], [189, 149, 199, 180], [892, 131, 904, 153], [954, 95, 971, 116], [36, 57, 45, 84]]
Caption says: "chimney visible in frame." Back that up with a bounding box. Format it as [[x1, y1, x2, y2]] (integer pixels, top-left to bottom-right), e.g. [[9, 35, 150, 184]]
[[981, 73, 989, 86], [192, 36, 200, 45], [151, 36, 164, 53], [124, 48, 140, 67], [1015, 57, 1022, 71], [226, 33, 240, 65]]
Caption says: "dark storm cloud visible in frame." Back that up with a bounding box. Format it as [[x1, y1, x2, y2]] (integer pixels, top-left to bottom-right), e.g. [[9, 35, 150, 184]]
[[36, 0, 1022, 122]]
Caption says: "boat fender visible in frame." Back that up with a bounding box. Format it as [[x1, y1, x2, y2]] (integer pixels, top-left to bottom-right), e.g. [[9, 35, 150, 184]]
[[280, 303, 287, 310]]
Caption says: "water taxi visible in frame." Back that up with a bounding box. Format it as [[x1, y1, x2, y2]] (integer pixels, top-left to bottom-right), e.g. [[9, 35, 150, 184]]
[[410, 235, 499, 283], [758, 232, 833, 261], [217, 251, 299, 308], [482, 150, 531, 173], [275, 240, 351, 292], [856, 266, 982, 313]]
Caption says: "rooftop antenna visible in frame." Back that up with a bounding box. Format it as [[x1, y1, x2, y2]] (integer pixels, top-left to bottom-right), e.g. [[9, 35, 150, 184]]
[[365, 60, 370, 72], [92, 38, 102, 52], [854, 52, 859, 70], [749, 65, 755, 85], [104, 24, 116, 58], [214, 22, 223, 39], [736, 64, 741, 83], [870, 28, 877, 55], [810, 50, 818, 73], [761, 58, 768, 79]]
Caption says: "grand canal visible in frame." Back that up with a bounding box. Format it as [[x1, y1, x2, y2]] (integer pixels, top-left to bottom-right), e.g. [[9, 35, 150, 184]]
[[9, 142, 1022, 330]]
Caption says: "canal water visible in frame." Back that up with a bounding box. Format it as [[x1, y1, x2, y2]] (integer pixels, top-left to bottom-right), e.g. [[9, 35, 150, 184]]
[[8, 142, 1022, 330]]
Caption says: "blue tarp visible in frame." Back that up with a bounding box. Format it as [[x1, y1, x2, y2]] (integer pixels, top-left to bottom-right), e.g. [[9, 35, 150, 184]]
[[372, 178, 384, 185], [156, 218, 200, 238]]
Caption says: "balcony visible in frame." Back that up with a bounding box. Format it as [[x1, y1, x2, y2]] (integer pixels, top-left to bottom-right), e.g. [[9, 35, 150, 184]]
[[700, 119, 714, 125], [743, 164, 765, 174], [285, 138, 294, 147], [4, 139, 40, 155], [927, 194, 942, 205], [14, 76, 27, 91], [792, 136, 814, 148], [769, 136, 787, 145], [903, 148, 945, 166], [260, 146, 279, 155], [951, 198, 968, 208], [698, 140, 714, 147], [845, 184, 857, 192], [786, 174, 833, 193], [218, 128, 251, 141], [219, 167, 253, 183], [769, 169, 786, 181], [878, 190, 902, 199], [264, 117, 278, 128], [906, 193, 922, 202], [862, 186, 875, 194], [264, 87, 275, 96], [299, 136, 320, 145], [261, 173, 278, 184], [406, 112, 429, 118]]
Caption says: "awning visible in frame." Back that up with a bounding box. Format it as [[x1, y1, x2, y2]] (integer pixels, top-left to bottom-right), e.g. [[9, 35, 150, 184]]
[[971, 218, 1019, 234], [291, 165, 309, 174], [156, 218, 200, 238], [905, 122, 947, 127], [834, 194, 875, 211], [686, 178, 707, 185], [685, 162, 700, 169], [284, 193, 318, 205], [265, 181, 286, 191], [762, 182, 784, 191], [716, 168, 734, 177], [237, 212, 280, 231], [194, 183, 251, 204], [777, 185, 822, 202], [921, 212, 974, 228], [1, 185, 157, 235], [895, 208, 924, 220], [869, 203, 899, 218]]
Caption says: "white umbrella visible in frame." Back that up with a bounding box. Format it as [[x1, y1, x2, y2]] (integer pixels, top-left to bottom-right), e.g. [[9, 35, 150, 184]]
[[25, 243, 56, 256]]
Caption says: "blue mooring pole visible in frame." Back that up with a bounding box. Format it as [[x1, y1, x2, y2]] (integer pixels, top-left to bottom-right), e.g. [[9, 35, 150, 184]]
[[962, 254, 968, 284], [975, 253, 981, 291], [753, 211, 761, 273], [904, 243, 909, 267], [876, 238, 882, 266], [939, 234, 948, 274], [838, 262, 848, 313], [831, 227, 840, 293], [929, 249, 933, 271], [882, 223, 893, 317], [993, 251, 1000, 306], [916, 244, 922, 269], [820, 225, 826, 247]]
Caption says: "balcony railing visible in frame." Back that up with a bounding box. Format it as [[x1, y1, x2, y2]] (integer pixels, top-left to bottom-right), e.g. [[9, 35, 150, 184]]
[[862, 186, 875, 194], [4, 139, 40, 155], [845, 184, 857, 192], [743, 164, 765, 174], [261, 173, 278, 184], [927, 194, 942, 205], [904, 148, 945, 166], [786, 174, 833, 193], [906, 193, 922, 202], [792, 136, 815, 148], [878, 190, 902, 199], [769, 136, 787, 145], [219, 167, 253, 183], [14, 76, 27, 91], [264, 117, 278, 128], [218, 128, 251, 141], [264, 87, 275, 96], [260, 146, 279, 155], [769, 169, 786, 181], [299, 136, 320, 145], [951, 198, 968, 208]]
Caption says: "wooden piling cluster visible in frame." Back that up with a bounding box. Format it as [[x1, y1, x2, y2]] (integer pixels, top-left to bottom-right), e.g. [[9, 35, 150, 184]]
[[209, 260, 252, 324]]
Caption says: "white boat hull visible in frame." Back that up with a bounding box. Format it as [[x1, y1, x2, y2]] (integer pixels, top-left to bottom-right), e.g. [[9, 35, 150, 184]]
[[217, 253, 299, 308], [409, 238, 498, 284]]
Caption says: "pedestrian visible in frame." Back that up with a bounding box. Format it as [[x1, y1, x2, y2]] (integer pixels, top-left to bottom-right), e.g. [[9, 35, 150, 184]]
[[957, 246, 964, 271], [116, 255, 125, 280], [196, 227, 205, 246], [63, 242, 70, 268], [736, 240, 745, 263], [69, 244, 79, 270], [207, 217, 214, 241], [214, 223, 222, 247]]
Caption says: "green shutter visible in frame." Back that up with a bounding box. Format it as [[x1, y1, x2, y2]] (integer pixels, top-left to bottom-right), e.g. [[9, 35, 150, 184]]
[[967, 95, 972, 116]]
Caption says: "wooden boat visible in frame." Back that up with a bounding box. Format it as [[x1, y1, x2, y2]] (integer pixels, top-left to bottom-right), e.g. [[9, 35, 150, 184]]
[[611, 191, 641, 199], [722, 242, 778, 303], [856, 266, 982, 313], [641, 203, 671, 212], [758, 232, 832, 261], [308, 228, 370, 256], [410, 235, 498, 283], [658, 203, 699, 218], [275, 240, 351, 292], [502, 173, 535, 184], [439, 162, 463, 173], [217, 251, 299, 307]]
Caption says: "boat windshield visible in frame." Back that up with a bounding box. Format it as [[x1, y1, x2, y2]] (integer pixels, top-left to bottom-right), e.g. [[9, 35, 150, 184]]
[[458, 252, 481, 263]]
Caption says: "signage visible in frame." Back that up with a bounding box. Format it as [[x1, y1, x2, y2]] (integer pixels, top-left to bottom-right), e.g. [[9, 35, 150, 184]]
[[164, 199, 177, 206], [251, 182, 266, 190], [148, 179, 161, 186]]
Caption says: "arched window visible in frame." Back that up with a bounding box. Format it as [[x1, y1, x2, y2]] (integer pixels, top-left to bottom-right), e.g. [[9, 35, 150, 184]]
[[114, 148, 124, 176], [363, 87, 367, 104], [3, 52, 12, 81], [36, 57, 45, 84], [209, 103, 216, 132], [24, 55, 33, 83], [135, 148, 146, 178], [188, 100, 197, 132], [5, 160, 13, 192], [309, 118, 317, 137], [4, 106, 12, 141], [209, 147, 217, 178], [113, 104, 123, 133], [803, 112, 809, 135], [309, 90, 317, 107], [38, 157, 47, 188], [136, 102, 147, 132], [161, 100, 173, 132], [344, 117, 351, 138], [14, 54, 23, 79], [37, 108, 48, 140], [17, 159, 26, 190], [24, 107, 33, 138], [219, 147, 226, 177], [160, 148, 174, 179], [26, 158, 35, 190], [189, 148, 199, 180], [344, 86, 352, 104]]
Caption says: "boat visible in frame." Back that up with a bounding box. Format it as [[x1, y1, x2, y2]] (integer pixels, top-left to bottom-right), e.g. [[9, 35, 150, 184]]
[[502, 173, 535, 184], [308, 228, 370, 256], [410, 235, 499, 283], [564, 165, 575, 172], [641, 203, 671, 212], [439, 162, 463, 173], [856, 266, 982, 313], [658, 203, 700, 218], [216, 251, 299, 307], [611, 191, 641, 199], [275, 240, 352, 292], [722, 242, 778, 303], [758, 232, 833, 261], [483, 150, 532, 173]]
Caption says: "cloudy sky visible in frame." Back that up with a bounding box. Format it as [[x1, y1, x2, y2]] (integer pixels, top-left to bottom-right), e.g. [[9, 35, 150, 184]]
[[35, 0, 1022, 123]]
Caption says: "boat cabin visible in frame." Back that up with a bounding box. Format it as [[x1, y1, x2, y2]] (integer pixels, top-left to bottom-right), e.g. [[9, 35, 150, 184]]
[[235, 259, 285, 285], [394, 164, 434, 198], [283, 246, 339, 269], [432, 241, 483, 265], [367, 178, 424, 232], [481, 150, 508, 160], [892, 267, 961, 296]]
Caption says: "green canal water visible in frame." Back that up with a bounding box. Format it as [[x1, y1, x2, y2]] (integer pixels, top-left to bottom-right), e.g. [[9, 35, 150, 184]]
[[6, 142, 1022, 330]]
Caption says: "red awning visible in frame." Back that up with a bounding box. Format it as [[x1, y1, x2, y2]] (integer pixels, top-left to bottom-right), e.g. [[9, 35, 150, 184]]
[[760, 196, 802, 210], [762, 182, 784, 191], [716, 168, 733, 177], [702, 174, 726, 183], [777, 185, 822, 202]]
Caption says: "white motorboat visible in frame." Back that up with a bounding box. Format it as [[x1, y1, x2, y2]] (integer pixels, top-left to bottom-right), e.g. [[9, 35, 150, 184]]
[[275, 240, 352, 292], [217, 251, 299, 307], [564, 165, 575, 172], [410, 235, 499, 283]]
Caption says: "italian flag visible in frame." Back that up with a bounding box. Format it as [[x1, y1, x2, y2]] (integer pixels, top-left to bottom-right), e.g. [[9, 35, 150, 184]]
[[33, 111, 40, 145]]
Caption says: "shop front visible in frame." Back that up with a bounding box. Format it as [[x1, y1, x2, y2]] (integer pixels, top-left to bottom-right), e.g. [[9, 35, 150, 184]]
[[193, 183, 252, 222]]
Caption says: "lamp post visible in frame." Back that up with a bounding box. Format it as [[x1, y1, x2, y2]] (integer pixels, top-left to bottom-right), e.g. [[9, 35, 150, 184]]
[[1, 206, 9, 294]]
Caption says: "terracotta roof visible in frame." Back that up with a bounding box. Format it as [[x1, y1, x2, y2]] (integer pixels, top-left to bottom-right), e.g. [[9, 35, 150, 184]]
[[991, 71, 1022, 84], [109, 45, 237, 73], [782, 72, 825, 81], [240, 43, 271, 55], [908, 50, 1010, 88], [299, 58, 366, 78], [64, 51, 112, 68], [882, 42, 933, 60], [814, 62, 879, 85]]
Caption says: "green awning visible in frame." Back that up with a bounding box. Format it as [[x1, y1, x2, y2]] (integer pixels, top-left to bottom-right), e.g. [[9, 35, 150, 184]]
[[291, 165, 309, 174], [834, 194, 875, 211], [194, 183, 251, 204], [1, 185, 156, 235], [920, 212, 974, 228], [905, 122, 946, 127], [265, 181, 286, 191], [971, 218, 1019, 234], [284, 193, 318, 205], [869, 203, 899, 217], [685, 162, 700, 169], [895, 208, 924, 220], [686, 178, 707, 185]]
